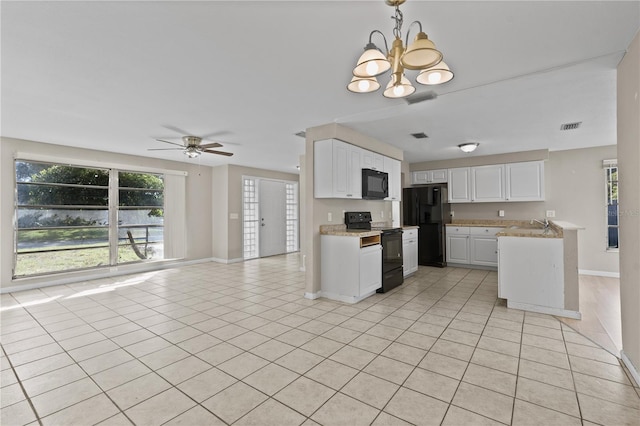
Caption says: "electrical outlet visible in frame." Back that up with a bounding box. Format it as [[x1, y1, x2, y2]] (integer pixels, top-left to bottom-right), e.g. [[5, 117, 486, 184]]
[[328, 212, 332, 222], [498, 210, 505, 217], [381, 211, 384, 218], [546, 210, 556, 218], [450, 210, 455, 217]]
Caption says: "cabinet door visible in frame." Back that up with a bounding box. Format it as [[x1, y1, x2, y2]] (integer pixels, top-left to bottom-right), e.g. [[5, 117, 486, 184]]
[[471, 165, 505, 202], [362, 150, 384, 171], [332, 140, 350, 197], [470, 236, 498, 266], [359, 245, 382, 295], [430, 169, 448, 183], [505, 161, 545, 201], [446, 235, 469, 263], [347, 145, 362, 199], [448, 168, 471, 202], [412, 171, 429, 185], [384, 157, 401, 201]]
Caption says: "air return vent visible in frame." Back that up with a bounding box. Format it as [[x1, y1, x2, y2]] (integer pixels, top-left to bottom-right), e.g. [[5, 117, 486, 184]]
[[405, 90, 438, 105], [411, 132, 429, 139], [295, 131, 306, 138], [560, 122, 582, 131]]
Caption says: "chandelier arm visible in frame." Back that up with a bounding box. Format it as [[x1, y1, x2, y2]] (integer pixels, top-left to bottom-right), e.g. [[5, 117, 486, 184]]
[[404, 20, 423, 48], [368, 30, 390, 54]]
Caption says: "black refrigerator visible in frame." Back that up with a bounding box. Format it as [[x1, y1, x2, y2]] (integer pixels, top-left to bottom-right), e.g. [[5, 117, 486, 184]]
[[403, 185, 451, 267]]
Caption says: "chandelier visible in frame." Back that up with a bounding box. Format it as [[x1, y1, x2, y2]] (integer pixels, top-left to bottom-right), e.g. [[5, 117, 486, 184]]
[[347, 0, 454, 98]]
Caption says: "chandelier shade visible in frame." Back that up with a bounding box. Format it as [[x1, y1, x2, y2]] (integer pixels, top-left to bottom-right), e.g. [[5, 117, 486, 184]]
[[401, 32, 443, 70], [383, 74, 416, 98], [347, 0, 453, 98], [347, 76, 381, 93], [353, 43, 391, 78], [416, 61, 454, 85]]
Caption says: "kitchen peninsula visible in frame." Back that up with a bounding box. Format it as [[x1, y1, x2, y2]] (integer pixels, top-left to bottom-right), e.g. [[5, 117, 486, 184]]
[[446, 219, 583, 319]]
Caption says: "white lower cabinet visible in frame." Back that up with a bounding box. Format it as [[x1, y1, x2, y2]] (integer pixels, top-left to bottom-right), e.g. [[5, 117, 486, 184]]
[[446, 226, 470, 264], [321, 235, 382, 303], [402, 228, 418, 277], [447, 226, 502, 267]]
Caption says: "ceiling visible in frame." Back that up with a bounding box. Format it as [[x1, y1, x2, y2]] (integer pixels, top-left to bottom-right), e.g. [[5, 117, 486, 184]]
[[2, 1, 639, 173]]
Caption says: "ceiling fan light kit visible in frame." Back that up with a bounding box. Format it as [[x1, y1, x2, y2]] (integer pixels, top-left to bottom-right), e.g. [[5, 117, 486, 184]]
[[348, 0, 454, 98], [458, 142, 479, 153]]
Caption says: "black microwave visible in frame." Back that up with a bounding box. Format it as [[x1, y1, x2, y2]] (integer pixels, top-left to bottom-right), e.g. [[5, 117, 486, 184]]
[[362, 168, 389, 199]]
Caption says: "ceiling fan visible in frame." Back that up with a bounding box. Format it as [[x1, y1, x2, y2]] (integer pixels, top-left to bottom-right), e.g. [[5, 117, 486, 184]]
[[148, 136, 233, 158]]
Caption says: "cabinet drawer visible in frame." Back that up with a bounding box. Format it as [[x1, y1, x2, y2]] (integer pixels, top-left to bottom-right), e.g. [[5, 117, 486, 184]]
[[402, 229, 418, 240], [469, 227, 504, 236], [446, 226, 470, 235]]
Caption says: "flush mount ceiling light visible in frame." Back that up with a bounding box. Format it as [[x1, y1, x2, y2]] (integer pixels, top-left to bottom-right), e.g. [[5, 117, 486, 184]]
[[347, 0, 454, 98], [458, 142, 479, 153]]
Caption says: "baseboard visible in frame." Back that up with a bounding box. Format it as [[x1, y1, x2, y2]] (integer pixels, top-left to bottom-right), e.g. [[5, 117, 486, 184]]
[[507, 301, 582, 319], [315, 290, 376, 304], [620, 351, 640, 387], [1, 257, 216, 294], [579, 269, 620, 278], [304, 292, 320, 300], [210, 257, 245, 264]]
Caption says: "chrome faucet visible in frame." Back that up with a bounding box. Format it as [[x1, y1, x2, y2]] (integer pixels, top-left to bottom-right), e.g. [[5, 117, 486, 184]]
[[531, 218, 550, 230]]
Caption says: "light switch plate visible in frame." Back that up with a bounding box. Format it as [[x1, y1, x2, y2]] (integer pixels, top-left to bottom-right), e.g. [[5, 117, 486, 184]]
[[546, 210, 556, 218], [328, 212, 332, 222]]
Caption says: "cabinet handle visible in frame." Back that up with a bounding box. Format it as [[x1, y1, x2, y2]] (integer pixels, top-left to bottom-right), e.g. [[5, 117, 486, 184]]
[[347, 194, 352, 197]]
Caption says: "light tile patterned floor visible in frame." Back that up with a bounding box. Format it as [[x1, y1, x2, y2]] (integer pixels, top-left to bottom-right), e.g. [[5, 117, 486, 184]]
[[1, 254, 639, 425]]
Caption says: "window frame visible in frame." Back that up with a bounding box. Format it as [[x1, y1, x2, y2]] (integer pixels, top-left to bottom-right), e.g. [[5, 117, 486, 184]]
[[604, 160, 619, 252], [12, 155, 183, 278]]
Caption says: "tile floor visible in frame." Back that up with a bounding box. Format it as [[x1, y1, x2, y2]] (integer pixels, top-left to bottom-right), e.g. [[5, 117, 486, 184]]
[[1, 254, 639, 425]]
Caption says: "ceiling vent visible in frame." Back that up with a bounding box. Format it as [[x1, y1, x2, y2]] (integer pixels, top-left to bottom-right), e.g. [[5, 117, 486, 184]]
[[411, 132, 429, 139], [405, 90, 438, 105], [294, 131, 306, 138], [560, 122, 582, 131]]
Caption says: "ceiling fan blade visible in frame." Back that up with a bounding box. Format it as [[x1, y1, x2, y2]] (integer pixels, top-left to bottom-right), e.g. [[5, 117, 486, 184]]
[[155, 139, 184, 147], [199, 142, 223, 149], [203, 149, 233, 156], [162, 125, 192, 136], [148, 148, 183, 151]]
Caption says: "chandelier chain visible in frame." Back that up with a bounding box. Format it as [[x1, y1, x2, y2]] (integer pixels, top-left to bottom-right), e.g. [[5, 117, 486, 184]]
[[392, 5, 403, 39]]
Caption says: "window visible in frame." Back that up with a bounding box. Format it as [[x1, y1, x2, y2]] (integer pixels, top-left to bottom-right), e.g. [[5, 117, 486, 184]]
[[243, 177, 259, 259], [14, 160, 166, 277], [286, 182, 299, 253], [605, 161, 618, 250]]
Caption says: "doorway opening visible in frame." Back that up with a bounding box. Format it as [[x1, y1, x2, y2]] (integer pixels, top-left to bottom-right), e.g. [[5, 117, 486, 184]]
[[242, 176, 298, 259]]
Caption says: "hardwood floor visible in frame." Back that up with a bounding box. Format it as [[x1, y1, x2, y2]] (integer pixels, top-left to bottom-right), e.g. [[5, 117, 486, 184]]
[[559, 275, 622, 356]]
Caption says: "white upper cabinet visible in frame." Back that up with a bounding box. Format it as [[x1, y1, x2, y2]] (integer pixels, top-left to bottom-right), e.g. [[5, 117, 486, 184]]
[[362, 150, 384, 171], [448, 168, 472, 202], [314, 139, 401, 201], [314, 139, 362, 199], [447, 161, 545, 203], [471, 164, 505, 202], [411, 169, 447, 185], [505, 161, 545, 201], [384, 157, 402, 201]]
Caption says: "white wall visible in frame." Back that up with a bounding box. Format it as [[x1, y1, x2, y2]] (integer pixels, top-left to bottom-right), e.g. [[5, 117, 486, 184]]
[[617, 29, 640, 382], [409, 146, 619, 274], [0, 137, 213, 290]]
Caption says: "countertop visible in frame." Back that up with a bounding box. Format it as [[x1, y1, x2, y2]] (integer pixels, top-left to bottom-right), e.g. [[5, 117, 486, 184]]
[[446, 219, 563, 238], [319, 224, 380, 237]]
